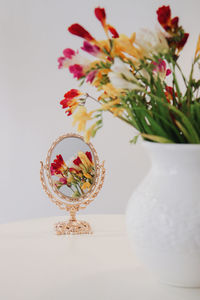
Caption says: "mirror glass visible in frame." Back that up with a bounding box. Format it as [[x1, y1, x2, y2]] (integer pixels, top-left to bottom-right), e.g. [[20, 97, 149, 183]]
[[50, 137, 96, 198]]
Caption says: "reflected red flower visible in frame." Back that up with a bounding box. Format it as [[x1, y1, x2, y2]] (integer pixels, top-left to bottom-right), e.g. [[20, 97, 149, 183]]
[[50, 155, 67, 175], [68, 24, 95, 41], [85, 151, 93, 162], [59, 177, 67, 184], [73, 156, 82, 166], [69, 167, 79, 173]]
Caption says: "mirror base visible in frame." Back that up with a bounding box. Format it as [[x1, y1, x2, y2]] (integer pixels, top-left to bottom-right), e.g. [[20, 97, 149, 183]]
[[55, 219, 92, 235]]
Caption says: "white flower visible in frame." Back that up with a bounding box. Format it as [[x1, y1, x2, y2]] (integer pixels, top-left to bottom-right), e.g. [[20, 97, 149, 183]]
[[63, 54, 90, 69], [135, 29, 169, 58], [108, 58, 143, 90]]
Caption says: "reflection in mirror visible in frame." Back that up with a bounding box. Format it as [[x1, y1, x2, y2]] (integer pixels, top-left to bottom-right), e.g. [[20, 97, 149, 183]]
[[50, 137, 95, 198], [40, 133, 105, 235]]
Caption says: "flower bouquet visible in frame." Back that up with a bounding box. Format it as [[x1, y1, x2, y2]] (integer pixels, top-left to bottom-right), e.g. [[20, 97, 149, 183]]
[[58, 5, 200, 144], [50, 151, 95, 197], [56, 6, 200, 286]]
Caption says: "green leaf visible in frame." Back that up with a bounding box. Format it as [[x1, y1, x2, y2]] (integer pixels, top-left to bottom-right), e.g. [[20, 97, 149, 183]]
[[169, 106, 200, 143], [141, 133, 173, 143], [130, 135, 140, 144], [174, 120, 193, 143]]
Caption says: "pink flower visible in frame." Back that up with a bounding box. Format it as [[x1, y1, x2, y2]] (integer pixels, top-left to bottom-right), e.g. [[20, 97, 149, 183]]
[[81, 41, 100, 57], [69, 64, 84, 79], [152, 59, 171, 80], [63, 48, 76, 59], [59, 177, 67, 184], [57, 57, 66, 69], [86, 70, 98, 83], [57, 48, 76, 69]]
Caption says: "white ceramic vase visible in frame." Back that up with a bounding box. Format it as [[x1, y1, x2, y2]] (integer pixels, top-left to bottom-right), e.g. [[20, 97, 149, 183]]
[[126, 142, 200, 287]]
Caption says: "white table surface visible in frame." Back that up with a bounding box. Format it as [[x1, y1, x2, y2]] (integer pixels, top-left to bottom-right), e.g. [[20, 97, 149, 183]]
[[0, 214, 200, 300]]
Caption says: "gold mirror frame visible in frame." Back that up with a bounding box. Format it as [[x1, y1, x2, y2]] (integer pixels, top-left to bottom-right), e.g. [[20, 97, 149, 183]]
[[40, 133, 105, 235]]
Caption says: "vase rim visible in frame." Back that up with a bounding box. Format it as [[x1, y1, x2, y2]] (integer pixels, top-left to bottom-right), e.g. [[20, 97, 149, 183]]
[[142, 141, 200, 149]]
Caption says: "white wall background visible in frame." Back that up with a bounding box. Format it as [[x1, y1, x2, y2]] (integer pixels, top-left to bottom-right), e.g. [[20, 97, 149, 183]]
[[1, 0, 200, 223]]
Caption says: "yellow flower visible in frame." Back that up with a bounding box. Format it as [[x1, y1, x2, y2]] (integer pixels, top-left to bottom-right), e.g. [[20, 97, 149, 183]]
[[67, 174, 74, 184], [101, 83, 121, 98], [114, 34, 142, 58], [84, 123, 96, 143], [101, 99, 124, 117], [111, 107, 124, 117], [78, 151, 92, 169], [195, 35, 200, 57], [92, 69, 110, 88], [83, 172, 92, 179], [97, 39, 111, 53], [101, 98, 120, 110], [72, 106, 94, 132], [81, 181, 91, 190]]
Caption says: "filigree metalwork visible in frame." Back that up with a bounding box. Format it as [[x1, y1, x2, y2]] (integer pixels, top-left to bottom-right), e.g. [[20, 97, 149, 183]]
[[40, 133, 105, 235]]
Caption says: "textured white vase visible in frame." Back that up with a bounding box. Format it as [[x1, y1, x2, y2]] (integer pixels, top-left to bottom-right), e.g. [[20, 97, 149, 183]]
[[126, 142, 200, 287]]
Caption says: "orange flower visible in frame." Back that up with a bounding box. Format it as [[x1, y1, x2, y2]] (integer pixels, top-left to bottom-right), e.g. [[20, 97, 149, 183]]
[[195, 35, 200, 57], [100, 83, 121, 98], [114, 34, 141, 59]]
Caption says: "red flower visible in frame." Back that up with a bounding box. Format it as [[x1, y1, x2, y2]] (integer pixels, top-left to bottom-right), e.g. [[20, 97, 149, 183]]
[[94, 6, 119, 39], [107, 25, 119, 38], [171, 17, 179, 29], [50, 155, 66, 175], [85, 151, 93, 162], [157, 5, 180, 32], [60, 89, 81, 116], [157, 6, 171, 27], [69, 167, 79, 173], [73, 156, 82, 166], [165, 86, 177, 103], [68, 23, 95, 41], [176, 33, 189, 51], [156, 5, 189, 53], [95, 7, 106, 26]]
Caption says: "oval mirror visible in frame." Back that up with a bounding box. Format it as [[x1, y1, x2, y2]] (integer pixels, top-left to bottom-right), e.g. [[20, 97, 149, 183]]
[[40, 133, 105, 235]]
